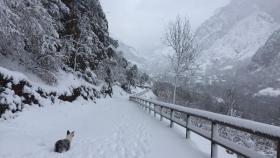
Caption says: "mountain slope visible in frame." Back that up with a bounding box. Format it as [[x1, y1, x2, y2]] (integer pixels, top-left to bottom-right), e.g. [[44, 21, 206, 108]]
[[0, 0, 126, 84], [195, 0, 258, 52], [117, 41, 147, 69], [250, 28, 280, 70], [116, 42, 170, 76], [195, 0, 279, 71], [0, 0, 148, 118], [247, 28, 280, 89]]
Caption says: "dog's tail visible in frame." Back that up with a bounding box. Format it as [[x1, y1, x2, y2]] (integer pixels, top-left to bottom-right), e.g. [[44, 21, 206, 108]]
[[54, 143, 64, 153]]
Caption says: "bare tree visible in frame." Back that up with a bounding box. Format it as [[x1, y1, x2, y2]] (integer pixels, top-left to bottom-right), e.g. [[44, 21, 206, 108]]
[[164, 16, 198, 104]]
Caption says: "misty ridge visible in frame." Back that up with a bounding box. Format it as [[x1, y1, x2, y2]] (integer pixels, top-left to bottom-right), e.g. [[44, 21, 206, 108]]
[[0, 0, 280, 158]]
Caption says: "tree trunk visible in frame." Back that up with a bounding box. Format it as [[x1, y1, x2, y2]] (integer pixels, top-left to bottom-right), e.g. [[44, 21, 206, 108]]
[[74, 54, 77, 71], [172, 76, 178, 104]]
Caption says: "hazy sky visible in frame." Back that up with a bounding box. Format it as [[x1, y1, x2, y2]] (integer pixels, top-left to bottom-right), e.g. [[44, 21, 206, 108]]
[[100, 0, 230, 54]]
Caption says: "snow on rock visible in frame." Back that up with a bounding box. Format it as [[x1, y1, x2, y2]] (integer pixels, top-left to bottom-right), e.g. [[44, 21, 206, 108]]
[[0, 67, 28, 84], [0, 66, 101, 119], [255, 87, 280, 97]]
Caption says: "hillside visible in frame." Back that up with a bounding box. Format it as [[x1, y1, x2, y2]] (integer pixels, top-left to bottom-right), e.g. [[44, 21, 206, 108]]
[[248, 28, 280, 94], [116, 42, 171, 77], [193, 0, 280, 96], [0, 0, 149, 119], [195, 0, 279, 72], [116, 41, 148, 71], [250, 28, 280, 71]]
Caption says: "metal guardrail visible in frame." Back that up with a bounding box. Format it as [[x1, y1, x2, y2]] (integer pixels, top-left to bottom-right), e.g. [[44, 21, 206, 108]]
[[130, 95, 280, 158]]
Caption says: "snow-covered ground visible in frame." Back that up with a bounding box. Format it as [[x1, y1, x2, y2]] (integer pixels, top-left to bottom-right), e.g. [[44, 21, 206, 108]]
[[255, 87, 280, 97], [0, 87, 235, 158]]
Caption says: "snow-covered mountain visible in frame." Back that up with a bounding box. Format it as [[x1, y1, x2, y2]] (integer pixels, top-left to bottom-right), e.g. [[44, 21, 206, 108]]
[[248, 28, 280, 89], [187, 0, 280, 121], [116, 42, 170, 76], [196, 0, 280, 72], [250, 28, 280, 71], [116, 41, 147, 70], [143, 47, 171, 76]]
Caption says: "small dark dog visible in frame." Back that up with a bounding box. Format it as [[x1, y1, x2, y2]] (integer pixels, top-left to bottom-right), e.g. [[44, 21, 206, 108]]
[[54, 130, 75, 153]]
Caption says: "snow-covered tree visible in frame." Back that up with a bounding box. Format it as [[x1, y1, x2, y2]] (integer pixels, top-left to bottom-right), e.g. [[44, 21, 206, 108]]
[[126, 65, 138, 87], [139, 73, 149, 86]]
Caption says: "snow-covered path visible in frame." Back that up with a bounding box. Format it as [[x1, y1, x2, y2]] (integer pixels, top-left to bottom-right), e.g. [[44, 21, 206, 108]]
[[0, 89, 208, 158]]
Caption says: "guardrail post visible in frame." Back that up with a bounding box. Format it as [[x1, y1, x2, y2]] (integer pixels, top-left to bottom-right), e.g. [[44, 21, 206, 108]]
[[170, 109, 174, 128], [154, 104, 156, 117], [137, 99, 140, 108], [211, 122, 218, 158], [145, 101, 148, 111], [186, 115, 190, 139], [160, 106, 163, 121], [277, 141, 280, 158]]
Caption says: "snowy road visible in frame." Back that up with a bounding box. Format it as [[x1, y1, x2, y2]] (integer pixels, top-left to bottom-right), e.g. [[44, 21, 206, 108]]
[[0, 89, 209, 158]]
